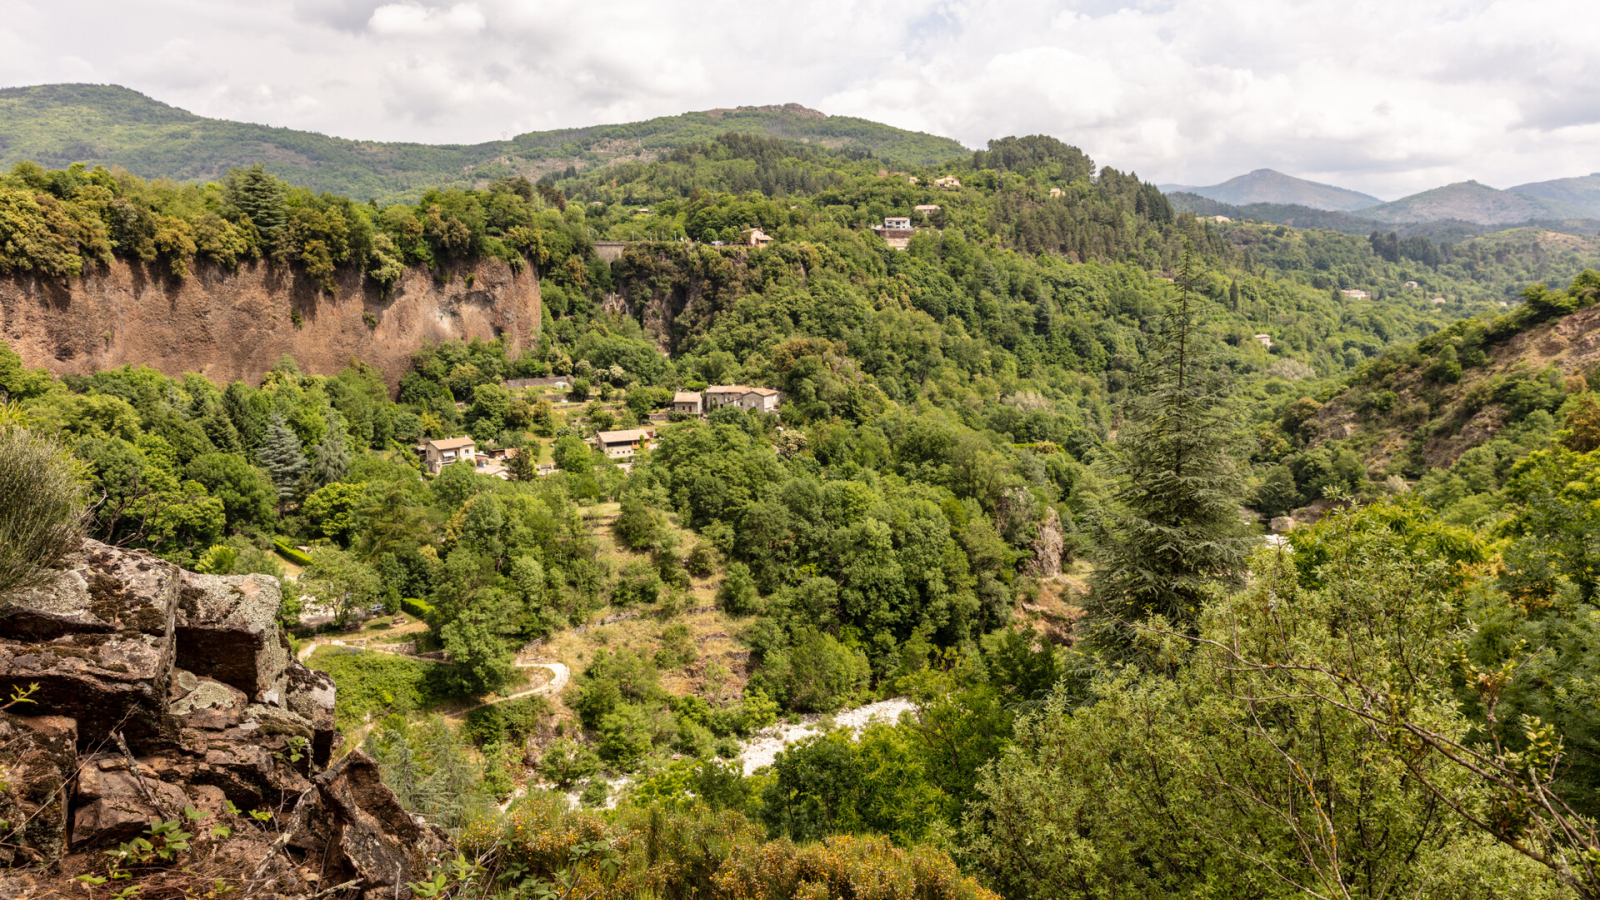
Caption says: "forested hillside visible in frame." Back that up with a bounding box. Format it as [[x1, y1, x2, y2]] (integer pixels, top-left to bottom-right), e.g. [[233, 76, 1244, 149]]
[[0, 84, 968, 201], [7, 125, 1600, 899]]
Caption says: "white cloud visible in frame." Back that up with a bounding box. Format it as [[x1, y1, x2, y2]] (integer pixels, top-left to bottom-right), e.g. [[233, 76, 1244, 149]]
[[368, 3, 485, 37], [3, 0, 1598, 197]]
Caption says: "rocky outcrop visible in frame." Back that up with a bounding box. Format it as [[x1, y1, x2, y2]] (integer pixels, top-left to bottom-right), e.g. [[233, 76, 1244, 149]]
[[0, 540, 442, 897], [0, 256, 539, 390]]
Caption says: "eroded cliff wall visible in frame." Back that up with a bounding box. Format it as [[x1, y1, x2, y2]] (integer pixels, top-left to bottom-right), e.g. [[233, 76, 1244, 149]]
[[0, 257, 540, 390]]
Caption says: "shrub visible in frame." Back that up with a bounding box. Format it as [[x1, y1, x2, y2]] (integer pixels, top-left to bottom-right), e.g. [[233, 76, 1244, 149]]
[[538, 738, 600, 786], [465, 696, 550, 745], [0, 428, 89, 594]]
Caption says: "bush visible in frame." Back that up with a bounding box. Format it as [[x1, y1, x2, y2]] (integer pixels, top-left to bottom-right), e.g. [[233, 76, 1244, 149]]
[[464, 696, 550, 746], [578, 778, 609, 807], [656, 622, 698, 669], [538, 738, 600, 786], [401, 597, 434, 619], [0, 428, 88, 594]]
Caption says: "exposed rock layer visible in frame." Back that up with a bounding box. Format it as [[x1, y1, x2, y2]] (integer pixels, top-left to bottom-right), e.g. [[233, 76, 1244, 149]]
[[0, 540, 443, 897], [0, 256, 539, 390]]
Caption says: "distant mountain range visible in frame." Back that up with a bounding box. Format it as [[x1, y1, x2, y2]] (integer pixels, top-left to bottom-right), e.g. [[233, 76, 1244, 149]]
[[1158, 169, 1382, 212], [1164, 168, 1600, 227], [0, 84, 970, 201]]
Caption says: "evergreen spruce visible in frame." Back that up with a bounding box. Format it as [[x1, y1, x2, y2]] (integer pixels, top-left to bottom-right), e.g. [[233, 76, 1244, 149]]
[[257, 411, 306, 502], [311, 408, 351, 487], [228, 164, 286, 233], [1086, 252, 1254, 659]]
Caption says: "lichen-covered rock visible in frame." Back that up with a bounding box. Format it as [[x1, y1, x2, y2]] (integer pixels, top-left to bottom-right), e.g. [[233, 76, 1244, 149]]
[[72, 756, 191, 847], [0, 632, 175, 748], [279, 666, 339, 766], [0, 714, 77, 867], [0, 541, 180, 642], [176, 572, 289, 698], [290, 752, 447, 900]]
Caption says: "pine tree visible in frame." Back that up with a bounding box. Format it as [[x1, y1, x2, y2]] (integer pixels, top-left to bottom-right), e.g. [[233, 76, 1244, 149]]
[[1086, 252, 1253, 659], [257, 411, 306, 502], [311, 408, 351, 487]]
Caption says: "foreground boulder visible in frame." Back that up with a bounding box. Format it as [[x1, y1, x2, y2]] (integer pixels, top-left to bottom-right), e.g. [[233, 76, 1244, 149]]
[[0, 540, 437, 898]]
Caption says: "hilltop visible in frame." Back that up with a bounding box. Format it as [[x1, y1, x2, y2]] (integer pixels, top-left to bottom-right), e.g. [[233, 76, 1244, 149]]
[[1160, 168, 1382, 211], [1361, 180, 1583, 225], [0, 84, 970, 201], [1508, 172, 1600, 217]]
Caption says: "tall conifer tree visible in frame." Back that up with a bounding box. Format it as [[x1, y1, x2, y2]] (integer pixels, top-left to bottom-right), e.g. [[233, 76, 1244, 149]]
[[1086, 252, 1253, 659], [257, 411, 306, 502], [311, 408, 351, 487]]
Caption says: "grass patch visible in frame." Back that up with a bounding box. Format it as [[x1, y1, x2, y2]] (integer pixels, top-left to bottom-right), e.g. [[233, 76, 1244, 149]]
[[308, 647, 461, 728]]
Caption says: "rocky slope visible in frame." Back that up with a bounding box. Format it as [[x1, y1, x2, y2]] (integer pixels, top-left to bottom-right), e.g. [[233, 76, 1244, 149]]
[[0, 540, 444, 898], [0, 257, 539, 390]]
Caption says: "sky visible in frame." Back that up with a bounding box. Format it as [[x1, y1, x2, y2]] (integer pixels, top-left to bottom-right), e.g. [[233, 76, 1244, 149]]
[[2, 0, 1596, 199]]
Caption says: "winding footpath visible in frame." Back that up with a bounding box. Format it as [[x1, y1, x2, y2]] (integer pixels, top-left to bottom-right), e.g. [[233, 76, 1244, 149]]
[[299, 631, 570, 751]]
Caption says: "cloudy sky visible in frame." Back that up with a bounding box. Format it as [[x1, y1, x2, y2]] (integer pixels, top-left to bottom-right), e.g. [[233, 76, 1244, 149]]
[[2, 0, 1595, 198]]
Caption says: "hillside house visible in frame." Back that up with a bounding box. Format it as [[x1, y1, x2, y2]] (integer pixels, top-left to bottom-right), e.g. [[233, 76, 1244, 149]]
[[705, 385, 781, 413], [1048, 188, 1064, 198], [673, 391, 704, 415], [913, 204, 941, 217], [1254, 334, 1273, 349], [592, 428, 657, 459], [1404, 281, 1420, 288], [1432, 297, 1448, 304], [1209, 215, 1231, 223], [421, 436, 476, 475], [740, 227, 774, 247], [1340, 289, 1370, 300], [874, 216, 916, 250], [934, 176, 962, 189]]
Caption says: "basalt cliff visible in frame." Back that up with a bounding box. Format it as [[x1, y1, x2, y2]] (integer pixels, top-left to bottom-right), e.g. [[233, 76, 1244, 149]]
[[0, 257, 540, 391], [0, 541, 444, 899]]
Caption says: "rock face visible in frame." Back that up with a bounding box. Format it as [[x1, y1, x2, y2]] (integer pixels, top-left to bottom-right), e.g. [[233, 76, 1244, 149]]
[[0, 540, 442, 897], [0, 256, 539, 391]]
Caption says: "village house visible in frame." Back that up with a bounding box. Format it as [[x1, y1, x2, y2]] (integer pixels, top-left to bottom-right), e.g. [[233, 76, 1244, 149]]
[[1209, 215, 1231, 223], [1404, 281, 1420, 288], [705, 385, 781, 413], [1048, 188, 1064, 198], [1431, 297, 1448, 304], [1254, 334, 1273, 349], [1340, 289, 1371, 300], [420, 436, 475, 476], [934, 176, 962, 189], [740, 227, 773, 247], [672, 391, 704, 415], [873, 216, 916, 250], [914, 204, 941, 216], [591, 428, 657, 459]]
